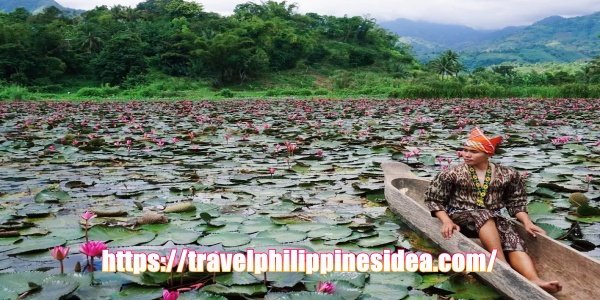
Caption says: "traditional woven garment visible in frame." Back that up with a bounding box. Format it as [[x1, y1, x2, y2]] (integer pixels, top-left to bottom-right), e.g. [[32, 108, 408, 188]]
[[425, 162, 528, 251]]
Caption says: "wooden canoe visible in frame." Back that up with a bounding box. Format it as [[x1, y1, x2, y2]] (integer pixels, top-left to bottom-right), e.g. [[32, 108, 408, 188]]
[[382, 161, 600, 300]]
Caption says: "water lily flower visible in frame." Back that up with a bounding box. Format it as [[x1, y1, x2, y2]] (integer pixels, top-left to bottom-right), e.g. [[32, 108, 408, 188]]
[[157, 139, 165, 147], [81, 210, 96, 221], [172, 137, 180, 144], [316, 281, 336, 294], [80, 240, 107, 257], [48, 145, 56, 152], [585, 175, 593, 183], [163, 289, 179, 300], [268, 167, 276, 175], [285, 141, 297, 155], [315, 149, 324, 158], [51, 245, 70, 260], [551, 136, 571, 145], [51, 246, 69, 274]]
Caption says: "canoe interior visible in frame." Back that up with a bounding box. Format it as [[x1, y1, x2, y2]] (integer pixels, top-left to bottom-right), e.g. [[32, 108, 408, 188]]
[[386, 163, 600, 300]]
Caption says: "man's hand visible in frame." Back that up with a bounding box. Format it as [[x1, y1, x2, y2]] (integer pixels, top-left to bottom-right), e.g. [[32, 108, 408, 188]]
[[515, 211, 546, 238], [441, 220, 460, 239], [524, 222, 546, 238]]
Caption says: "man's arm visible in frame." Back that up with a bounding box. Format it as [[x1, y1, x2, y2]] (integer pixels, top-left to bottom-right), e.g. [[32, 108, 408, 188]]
[[507, 170, 546, 237], [424, 171, 458, 238]]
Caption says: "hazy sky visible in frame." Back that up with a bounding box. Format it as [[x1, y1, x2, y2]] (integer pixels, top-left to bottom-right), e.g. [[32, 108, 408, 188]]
[[58, 0, 600, 29]]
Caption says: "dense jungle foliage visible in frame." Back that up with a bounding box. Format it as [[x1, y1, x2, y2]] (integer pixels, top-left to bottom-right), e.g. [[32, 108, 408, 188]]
[[1, 0, 600, 100]]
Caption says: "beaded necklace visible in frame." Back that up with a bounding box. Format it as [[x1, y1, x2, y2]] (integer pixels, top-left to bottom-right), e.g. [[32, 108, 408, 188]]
[[468, 164, 492, 207]]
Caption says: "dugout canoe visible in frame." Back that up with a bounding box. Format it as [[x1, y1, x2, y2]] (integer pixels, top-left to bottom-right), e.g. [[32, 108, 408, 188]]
[[382, 161, 600, 300]]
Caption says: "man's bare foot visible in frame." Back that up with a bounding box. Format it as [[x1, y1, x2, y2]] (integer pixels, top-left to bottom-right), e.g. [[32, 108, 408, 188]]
[[533, 279, 562, 293]]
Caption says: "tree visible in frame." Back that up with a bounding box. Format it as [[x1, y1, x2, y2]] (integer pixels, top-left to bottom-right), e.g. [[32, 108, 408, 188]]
[[92, 33, 148, 85], [429, 50, 462, 79], [195, 32, 269, 85], [584, 56, 600, 83]]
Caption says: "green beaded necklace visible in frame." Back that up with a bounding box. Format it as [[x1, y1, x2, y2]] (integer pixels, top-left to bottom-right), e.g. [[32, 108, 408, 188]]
[[468, 164, 492, 207]]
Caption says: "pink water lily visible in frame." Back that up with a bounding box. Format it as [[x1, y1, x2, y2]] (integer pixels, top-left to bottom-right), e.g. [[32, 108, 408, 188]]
[[51, 246, 69, 274], [163, 289, 179, 300], [285, 141, 297, 155], [315, 149, 324, 158], [51, 245, 70, 260], [80, 240, 107, 257], [316, 281, 336, 294], [268, 167, 276, 175], [81, 210, 96, 221]]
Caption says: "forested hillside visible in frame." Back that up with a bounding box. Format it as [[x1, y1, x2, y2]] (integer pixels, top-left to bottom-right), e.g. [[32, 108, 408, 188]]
[[381, 13, 600, 68], [0, 0, 415, 88], [1, 0, 600, 100]]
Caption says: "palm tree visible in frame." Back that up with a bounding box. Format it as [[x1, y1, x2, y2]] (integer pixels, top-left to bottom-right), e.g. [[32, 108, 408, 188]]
[[430, 50, 462, 79]]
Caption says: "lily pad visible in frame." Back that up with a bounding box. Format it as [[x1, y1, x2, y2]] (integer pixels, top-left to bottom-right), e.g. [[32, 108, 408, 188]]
[[357, 233, 398, 248], [256, 230, 307, 243], [215, 272, 261, 286], [265, 292, 343, 300], [362, 283, 408, 300], [201, 283, 267, 296], [34, 188, 70, 203], [198, 232, 251, 247], [88, 226, 156, 246], [308, 226, 353, 240], [368, 272, 423, 288]]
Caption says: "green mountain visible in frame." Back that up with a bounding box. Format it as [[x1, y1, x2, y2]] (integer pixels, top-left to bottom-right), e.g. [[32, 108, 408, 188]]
[[0, 0, 83, 15], [381, 12, 600, 68]]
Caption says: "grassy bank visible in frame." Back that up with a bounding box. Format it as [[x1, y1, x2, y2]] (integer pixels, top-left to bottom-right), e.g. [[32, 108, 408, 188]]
[[2, 68, 599, 101]]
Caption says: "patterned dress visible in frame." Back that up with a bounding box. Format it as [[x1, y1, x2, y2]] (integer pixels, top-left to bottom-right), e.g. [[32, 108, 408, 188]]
[[424, 162, 528, 252]]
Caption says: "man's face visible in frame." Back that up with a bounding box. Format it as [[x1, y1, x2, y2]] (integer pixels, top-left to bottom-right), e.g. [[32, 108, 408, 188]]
[[462, 148, 489, 166]]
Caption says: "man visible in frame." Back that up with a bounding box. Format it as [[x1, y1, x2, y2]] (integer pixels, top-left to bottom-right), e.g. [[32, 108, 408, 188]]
[[424, 127, 562, 293]]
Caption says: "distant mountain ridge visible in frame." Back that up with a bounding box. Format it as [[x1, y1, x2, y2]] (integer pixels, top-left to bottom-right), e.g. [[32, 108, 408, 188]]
[[0, 0, 83, 15], [380, 12, 600, 68]]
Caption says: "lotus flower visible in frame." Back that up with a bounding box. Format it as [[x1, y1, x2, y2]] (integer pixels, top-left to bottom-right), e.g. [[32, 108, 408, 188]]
[[316, 281, 336, 294], [80, 240, 107, 257], [163, 289, 179, 300]]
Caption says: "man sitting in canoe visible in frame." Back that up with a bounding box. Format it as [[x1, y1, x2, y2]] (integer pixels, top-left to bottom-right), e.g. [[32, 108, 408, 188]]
[[424, 127, 562, 293]]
